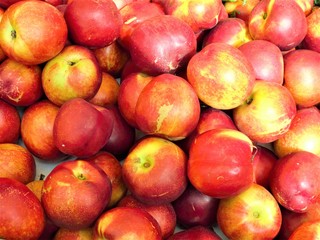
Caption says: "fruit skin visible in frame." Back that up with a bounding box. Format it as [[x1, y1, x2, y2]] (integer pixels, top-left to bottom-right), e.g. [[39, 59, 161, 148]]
[[188, 128, 254, 199], [177, 107, 238, 153], [93, 206, 162, 240], [217, 183, 282, 240], [248, 0, 307, 51], [0, 58, 43, 107], [122, 136, 188, 205], [134, 73, 200, 141], [187, 42, 255, 110], [102, 105, 136, 158], [168, 225, 222, 240], [0, 177, 46, 240], [288, 220, 320, 240], [277, 197, 320, 240], [0, 0, 67, 65], [85, 151, 127, 208], [21, 99, 67, 161], [0, 99, 20, 143], [172, 183, 220, 229], [301, 7, 320, 53], [233, 80, 297, 144], [53, 98, 114, 158], [202, 17, 252, 48], [283, 49, 320, 108], [41, 160, 112, 230], [117, 72, 153, 128], [118, 1, 165, 49], [0, 143, 36, 184], [273, 106, 320, 158], [252, 145, 278, 188], [118, 194, 177, 239], [41, 45, 102, 106], [238, 39, 284, 85], [92, 41, 129, 78], [53, 227, 93, 240], [64, 0, 122, 48], [128, 14, 197, 75], [161, 0, 222, 34], [269, 151, 320, 213]]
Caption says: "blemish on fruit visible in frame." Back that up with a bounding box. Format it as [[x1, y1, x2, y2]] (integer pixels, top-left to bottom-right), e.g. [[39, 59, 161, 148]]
[[143, 162, 151, 168], [11, 29, 16, 39], [253, 211, 260, 218]]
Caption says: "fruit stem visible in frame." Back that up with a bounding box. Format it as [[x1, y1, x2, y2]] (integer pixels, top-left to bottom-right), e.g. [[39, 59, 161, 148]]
[[77, 173, 86, 180]]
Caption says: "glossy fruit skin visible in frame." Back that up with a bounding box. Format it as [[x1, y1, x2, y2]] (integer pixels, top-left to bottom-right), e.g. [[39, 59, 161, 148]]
[[64, 0, 122, 48], [0, 177, 46, 240], [188, 128, 254, 199], [270, 151, 320, 213]]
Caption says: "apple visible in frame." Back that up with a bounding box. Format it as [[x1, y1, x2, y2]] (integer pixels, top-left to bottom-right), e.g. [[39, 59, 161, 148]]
[[102, 105, 136, 158], [288, 220, 320, 239], [134, 73, 200, 140], [21, 99, 67, 161], [0, 177, 46, 240], [93, 206, 162, 240], [41, 159, 112, 230], [117, 72, 153, 128], [283, 49, 320, 108], [88, 72, 120, 107], [177, 107, 238, 152], [269, 151, 320, 213], [301, 7, 320, 53], [187, 42, 255, 110], [42, 45, 102, 106], [127, 14, 197, 75], [118, 194, 177, 239], [0, 0, 67, 65], [122, 136, 188, 205], [168, 226, 222, 240], [202, 17, 252, 48], [53, 227, 93, 240], [92, 41, 129, 78], [118, 1, 165, 49], [248, 0, 307, 51], [273, 106, 320, 158], [277, 197, 320, 240], [252, 145, 278, 188], [233, 80, 297, 144], [0, 99, 20, 143], [217, 183, 282, 239], [223, 0, 260, 22], [238, 39, 284, 85], [172, 183, 220, 229], [53, 98, 114, 158], [84, 151, 127, 208], [64, 0, 122, 48], [0, 143, 36, 184], [161, 0, 221, 34], [188, 128, 254, 199], [0, 58, 43, 107]]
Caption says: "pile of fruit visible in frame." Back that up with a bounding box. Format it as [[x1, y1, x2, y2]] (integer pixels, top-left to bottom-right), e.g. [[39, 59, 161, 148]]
[[0, 0, 319, 239]]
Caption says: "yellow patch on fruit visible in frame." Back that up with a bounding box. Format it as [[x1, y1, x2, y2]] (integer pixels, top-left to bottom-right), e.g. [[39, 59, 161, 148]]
[[156, 103, 173, 133], [216, 129, 253, 152]]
